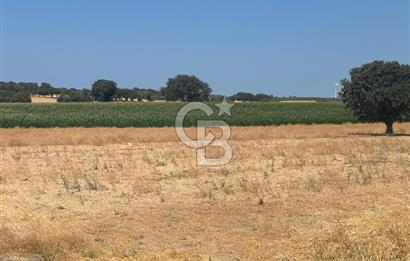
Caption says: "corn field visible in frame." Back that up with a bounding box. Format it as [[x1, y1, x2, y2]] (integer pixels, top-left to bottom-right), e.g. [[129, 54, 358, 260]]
[[0, 101, 357, 128]]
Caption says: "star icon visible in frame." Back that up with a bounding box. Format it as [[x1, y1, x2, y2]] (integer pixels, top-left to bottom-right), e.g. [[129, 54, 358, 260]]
[[216, 97, 234, 116]]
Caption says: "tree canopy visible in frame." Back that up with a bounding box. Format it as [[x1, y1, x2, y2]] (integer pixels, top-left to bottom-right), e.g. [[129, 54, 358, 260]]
[[161, 75, 212, 101], [91, 80, 118, 102], [341, 60, 410, 134]]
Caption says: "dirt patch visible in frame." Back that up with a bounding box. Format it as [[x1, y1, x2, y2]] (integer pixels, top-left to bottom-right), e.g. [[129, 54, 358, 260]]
[[31, 96, 57, 103]]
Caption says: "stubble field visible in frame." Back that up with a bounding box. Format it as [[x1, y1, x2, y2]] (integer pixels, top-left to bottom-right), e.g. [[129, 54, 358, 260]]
[[1, 123, 409, 260]]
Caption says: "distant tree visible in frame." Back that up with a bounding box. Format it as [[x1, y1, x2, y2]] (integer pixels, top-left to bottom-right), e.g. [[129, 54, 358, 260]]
[[113, 92, 120, 101], [230, 92, 255, 101], [113, 88, 132, 101], [341, 60, 410, 135], [113, 88, 162, 102], [9, 91, 31, 103], [0, 90, 13, 102], [146, 88, 162, 101], [0, 82, 35, 102], [134, 88, 149, 101], [0, 81, 39, 94], [130, 88, 142, 101], [138, 88, 161, 101], [91, 80, 118, 101], [38, 82, 54, 96], [255, 93, 274, 102], [209, 95, 224, 102], [57, 89, 93, 102], [161, 75, 212, 101]]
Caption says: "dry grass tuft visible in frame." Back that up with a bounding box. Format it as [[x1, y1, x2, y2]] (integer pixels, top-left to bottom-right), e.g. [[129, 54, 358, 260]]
[[307, 211, 410, 260], [0, 221, 99, 261]]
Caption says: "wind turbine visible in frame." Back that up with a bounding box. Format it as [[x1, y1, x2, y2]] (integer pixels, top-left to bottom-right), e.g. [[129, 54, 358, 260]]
[[334, 83, 340, 99]]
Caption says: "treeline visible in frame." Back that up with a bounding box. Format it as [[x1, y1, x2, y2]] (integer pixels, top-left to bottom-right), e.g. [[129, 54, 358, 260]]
[[0, 74, 301, 103], [58, 87, 163, 102], [213, 93, 336, 102], [229, 92, 274, 102], [0, 82, 52, 103], [0, 81, 163, 103]]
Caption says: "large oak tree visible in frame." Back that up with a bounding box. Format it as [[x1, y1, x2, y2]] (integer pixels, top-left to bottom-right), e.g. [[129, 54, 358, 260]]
[[161, 75, 212, 102], [91, 79, 118, 102], [341, 61, 410, 135]]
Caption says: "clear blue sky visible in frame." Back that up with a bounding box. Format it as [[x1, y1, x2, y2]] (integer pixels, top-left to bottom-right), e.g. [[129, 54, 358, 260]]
[[1, 0, 409, 97]]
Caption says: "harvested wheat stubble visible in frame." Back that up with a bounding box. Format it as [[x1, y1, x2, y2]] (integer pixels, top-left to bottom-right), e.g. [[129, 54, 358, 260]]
[[0, 123, 409, 260], [1, 122, 409, 147]]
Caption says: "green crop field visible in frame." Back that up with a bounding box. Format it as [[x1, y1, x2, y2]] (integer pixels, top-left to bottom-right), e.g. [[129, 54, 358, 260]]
[[0, 101, 358, 128]]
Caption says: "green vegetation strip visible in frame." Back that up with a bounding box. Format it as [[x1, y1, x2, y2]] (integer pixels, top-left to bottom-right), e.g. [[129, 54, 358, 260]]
[[0, 102, 358, 128]]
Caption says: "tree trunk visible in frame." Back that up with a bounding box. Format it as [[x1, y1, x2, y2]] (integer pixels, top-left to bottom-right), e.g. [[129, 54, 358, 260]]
[[385, 121, 394, 135]]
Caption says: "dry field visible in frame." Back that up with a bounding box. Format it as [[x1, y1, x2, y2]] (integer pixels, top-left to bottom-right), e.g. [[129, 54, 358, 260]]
[[0, 123, 409, 260]]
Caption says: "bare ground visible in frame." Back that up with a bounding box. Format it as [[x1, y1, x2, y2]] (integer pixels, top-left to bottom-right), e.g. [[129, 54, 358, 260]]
[[0, 123, 409, 260]]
